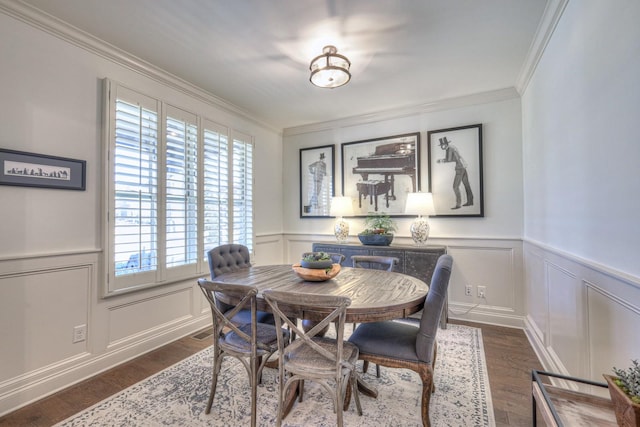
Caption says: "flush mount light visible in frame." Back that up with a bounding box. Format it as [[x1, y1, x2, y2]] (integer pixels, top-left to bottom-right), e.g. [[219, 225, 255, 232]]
[[309, 45, 351, 88]]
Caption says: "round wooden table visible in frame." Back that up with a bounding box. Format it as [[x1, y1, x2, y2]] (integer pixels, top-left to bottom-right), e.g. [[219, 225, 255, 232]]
[[209, 264, 429, 406], [210, 264, 429, 323]]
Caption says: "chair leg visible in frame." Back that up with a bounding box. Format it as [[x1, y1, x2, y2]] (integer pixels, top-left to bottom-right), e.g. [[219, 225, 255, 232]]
[[375, 364, 381, 378], [206, 351, 224, 414], [250, 356, 258, 427], [362, 360, 369, 373], [418, 367, 434, 427]]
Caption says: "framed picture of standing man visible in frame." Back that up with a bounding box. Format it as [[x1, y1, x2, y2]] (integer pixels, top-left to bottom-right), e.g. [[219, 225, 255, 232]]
[[427, 124, 483, 217], [300, 144, 335, 218]]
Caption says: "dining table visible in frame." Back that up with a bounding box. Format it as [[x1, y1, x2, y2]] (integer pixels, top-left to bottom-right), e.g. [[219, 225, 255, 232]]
[[208, 263, 430, 408], [209, 264, 429, 324]]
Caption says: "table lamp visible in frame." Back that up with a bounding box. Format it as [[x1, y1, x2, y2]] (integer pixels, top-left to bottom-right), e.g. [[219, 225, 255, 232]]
[[330, 196, 353, 244], [404, 192, 435, 246]]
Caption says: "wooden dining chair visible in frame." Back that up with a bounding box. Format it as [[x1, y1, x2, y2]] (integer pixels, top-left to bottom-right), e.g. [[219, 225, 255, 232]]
[[197, 278, 289, 427], [263, 290, 363, 427], [351, 255, 400, 377], [207, 244, 274, 325], [348, 254, 453, 427]]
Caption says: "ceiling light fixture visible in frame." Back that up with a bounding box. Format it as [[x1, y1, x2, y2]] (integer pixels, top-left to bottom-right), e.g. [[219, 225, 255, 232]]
[[309, 45, 351, 89]]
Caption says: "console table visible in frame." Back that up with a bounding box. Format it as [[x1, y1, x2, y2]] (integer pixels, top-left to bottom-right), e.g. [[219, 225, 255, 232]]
[[312, 242, 448, 328], [531, 370, 616, 426]]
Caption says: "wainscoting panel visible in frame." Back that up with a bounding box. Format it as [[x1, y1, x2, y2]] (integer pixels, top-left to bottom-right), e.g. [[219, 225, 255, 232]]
[[107, 287, 193, 347], [546, 262, 583, 375], [587, 282, 640, 381], [0, 264, 91, 382], [254, 233, 284, 266], [524, 240, 640, 382]]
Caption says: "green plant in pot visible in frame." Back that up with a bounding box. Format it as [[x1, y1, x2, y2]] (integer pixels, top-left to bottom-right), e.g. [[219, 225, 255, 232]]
[[358, 213, 397, 246], [604, 359, 640, 426]]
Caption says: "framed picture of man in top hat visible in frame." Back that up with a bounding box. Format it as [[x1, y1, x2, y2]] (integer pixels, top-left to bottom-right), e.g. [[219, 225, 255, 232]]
[[300, 144, 335, 217], [426, 124, 483, 217]]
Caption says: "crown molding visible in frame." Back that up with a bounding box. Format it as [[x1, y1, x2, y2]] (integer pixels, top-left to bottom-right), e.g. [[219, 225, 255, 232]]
[[283, 87, 520, 137], [0, 0, 281, 135], [515, 0, 570, 95]]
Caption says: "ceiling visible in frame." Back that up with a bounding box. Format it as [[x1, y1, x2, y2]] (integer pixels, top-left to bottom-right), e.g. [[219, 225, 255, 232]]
[[19, 0, 548, 130]]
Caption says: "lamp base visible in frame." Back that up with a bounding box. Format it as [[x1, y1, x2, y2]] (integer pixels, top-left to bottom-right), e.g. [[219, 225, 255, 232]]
[[410, 217, 430, 246], [334, 218, 349, 244]]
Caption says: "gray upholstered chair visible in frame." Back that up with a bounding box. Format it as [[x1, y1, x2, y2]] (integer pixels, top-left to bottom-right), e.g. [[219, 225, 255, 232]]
[[348, 254, 453, 427], [263, 290, 363, 427], [197, 278, 289, 427], [351, 255, 399, 271], [351, 254, 400, 377], [207, 244, 274, 325]]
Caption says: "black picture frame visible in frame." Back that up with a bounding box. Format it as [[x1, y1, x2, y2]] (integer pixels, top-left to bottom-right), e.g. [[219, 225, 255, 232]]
[[427, 124, 483, 217], [0, 148, 86, 191], [341, 132, 420, 217], [300, 144, 335, 218]]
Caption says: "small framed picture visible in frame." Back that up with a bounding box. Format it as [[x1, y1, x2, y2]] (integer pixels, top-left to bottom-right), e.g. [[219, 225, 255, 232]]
[[300, 144, 335, 217], [0, 148, 86, 191], [341, 132, 420, 217], [427, 124, 483, 217]]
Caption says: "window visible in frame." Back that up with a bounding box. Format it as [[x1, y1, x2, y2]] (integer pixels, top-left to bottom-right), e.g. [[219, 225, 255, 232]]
[[104, 80, 254, 295]]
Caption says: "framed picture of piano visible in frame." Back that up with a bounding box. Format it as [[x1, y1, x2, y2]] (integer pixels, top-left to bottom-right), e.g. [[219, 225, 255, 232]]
[[300, 144, 335, 217], [341, 132, 420, 216], [427, 124, 484, 217]]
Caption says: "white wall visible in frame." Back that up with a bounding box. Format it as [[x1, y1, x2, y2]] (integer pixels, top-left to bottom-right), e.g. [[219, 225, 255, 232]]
[[0, 9, 284, 415], [522, 0, 640, 383]]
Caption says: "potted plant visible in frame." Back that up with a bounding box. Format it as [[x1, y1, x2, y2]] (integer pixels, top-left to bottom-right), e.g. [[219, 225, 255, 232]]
[[604, 359, 640, 426], [358, 213, 397, 246]]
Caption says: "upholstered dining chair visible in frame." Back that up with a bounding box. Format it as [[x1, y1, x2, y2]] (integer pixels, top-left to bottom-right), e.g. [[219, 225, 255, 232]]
[[197, 278, 289, 427], [207, 244, 274, 325], [348, 254, 453, 427], [263, 290, 363, 427], [351, 255, 400, 377]]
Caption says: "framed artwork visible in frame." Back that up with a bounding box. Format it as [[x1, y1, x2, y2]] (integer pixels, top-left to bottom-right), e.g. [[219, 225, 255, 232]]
[[0, 148, 86, 191], [300, 144, 335, 217], [341, 132, 420, 217], [427, 124, 483, 217]]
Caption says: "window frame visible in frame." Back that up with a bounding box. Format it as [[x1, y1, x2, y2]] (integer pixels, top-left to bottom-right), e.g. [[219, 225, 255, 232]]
[[103, 79, 255, 297]]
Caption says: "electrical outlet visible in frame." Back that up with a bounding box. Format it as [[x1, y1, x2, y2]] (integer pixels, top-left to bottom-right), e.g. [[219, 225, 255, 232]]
[[73, 324, 87, 343], [465, 285, 472, 296], [477, 286, 486, 298]]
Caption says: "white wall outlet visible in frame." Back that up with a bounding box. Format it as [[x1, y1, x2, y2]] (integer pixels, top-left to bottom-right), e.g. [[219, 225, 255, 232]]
[[477, 286, 486, 298], [465, 285, 472, 296], [73, 324, 87, 343]]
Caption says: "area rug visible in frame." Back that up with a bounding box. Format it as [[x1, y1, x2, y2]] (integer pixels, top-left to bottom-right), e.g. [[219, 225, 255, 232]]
[[55, 324, 495, 426]]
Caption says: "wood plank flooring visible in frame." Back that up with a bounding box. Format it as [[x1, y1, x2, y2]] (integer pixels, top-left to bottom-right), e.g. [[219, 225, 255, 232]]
[[0, 320, 543, 426]]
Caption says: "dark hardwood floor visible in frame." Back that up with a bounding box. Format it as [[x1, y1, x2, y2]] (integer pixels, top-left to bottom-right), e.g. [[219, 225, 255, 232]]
[[0, 320, 543, 426]]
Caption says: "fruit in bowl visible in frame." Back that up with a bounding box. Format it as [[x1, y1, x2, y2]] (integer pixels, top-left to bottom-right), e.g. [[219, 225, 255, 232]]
[[300, 252, 333, 269]]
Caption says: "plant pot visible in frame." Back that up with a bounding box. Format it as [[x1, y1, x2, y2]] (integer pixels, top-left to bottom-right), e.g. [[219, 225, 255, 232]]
[[358, 233, 393, 246], [604, 374, 640, 426]]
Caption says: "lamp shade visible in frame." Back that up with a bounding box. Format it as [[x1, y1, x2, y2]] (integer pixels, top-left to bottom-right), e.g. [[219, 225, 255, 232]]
[[404, 192, 435, 216], [330, 196, 353, 217]]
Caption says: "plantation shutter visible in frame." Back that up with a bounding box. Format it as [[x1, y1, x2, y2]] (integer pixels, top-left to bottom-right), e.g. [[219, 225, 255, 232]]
[[202, 120, 230, 258], [165, 106, 198, 272], [231, 132, 253, 251], [112, 92, 159, 283]]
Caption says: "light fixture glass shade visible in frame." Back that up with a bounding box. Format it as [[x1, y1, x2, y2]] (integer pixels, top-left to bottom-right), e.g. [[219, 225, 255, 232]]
[[309, 45, 351, 88], [330, 196, 353, 243], [404, 192, 435, 246]]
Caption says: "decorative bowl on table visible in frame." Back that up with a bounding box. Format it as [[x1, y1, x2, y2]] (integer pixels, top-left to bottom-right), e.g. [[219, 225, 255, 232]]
[[300, 252, 334, 269], [292, 263, 341, 282]]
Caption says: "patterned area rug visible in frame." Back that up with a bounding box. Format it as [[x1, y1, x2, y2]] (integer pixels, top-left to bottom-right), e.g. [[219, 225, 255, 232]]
[[56, 324, 495, 426]]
